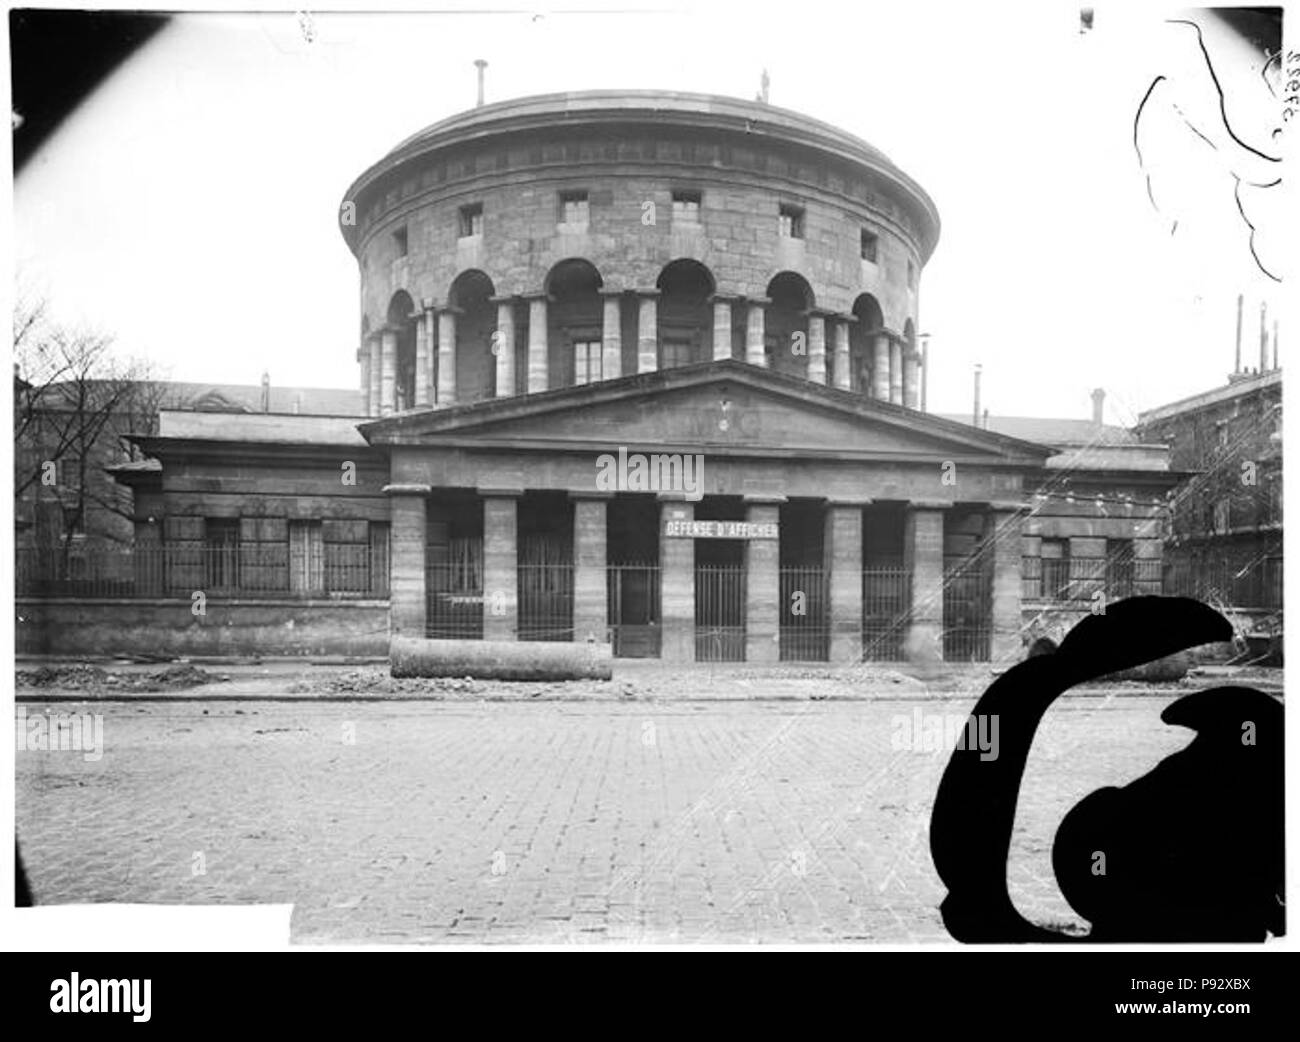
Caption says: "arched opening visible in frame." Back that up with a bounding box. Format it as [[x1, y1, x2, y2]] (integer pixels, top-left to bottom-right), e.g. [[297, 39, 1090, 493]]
[[448, 269, 496, 404], [386, 291, 417, 411], [765, 272, 814, 379], [545, 259, 603, 387], [656, 259, 715, 369], [851, 294, 884, 394]]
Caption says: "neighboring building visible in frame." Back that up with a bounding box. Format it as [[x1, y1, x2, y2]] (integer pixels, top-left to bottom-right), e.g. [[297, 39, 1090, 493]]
[[1134, 350, 1282, 647], [943, 389, 1183, 651], [13, 91, 1189, 663]]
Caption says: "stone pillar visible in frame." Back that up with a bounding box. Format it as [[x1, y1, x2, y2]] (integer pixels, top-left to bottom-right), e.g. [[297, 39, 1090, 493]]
[[712, 296, 733, 361], [745, 298, 767, 367], [903, 349, 920, 410], [824, 501, 864, 663], [572, 494, 609, 644], [134, 513, 163, 597], [832, 319, 851, 390], [600, 291, 623, 381], [526, 295, 548, 393], [988, 505, 1024, 662], [890, 339, 904, 405], [872, 333, 890, 401], [367, 337, 382, 418], [659, 497, 695, 663], [385, 484, 430, 639], [492, 297, 515, 398], [359, 343, 371, 417], [436, 307, 458, 406], [423, 305, 437, 405], [807, 313, 827, 384], [904, 501, 948, 664], [414, 312, 431, 408], [744, 498, 782, 663], [637, 290, 659, 374], [380, 327, 397, 416], [482, 491, 519, 640]]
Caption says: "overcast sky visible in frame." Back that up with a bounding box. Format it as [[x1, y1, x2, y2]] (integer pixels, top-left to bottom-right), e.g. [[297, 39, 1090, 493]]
[[12, 1, 1291, 424]]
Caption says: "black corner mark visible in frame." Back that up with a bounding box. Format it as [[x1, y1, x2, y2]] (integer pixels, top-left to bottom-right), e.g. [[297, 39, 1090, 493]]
[[930, 596, 1284, 942]]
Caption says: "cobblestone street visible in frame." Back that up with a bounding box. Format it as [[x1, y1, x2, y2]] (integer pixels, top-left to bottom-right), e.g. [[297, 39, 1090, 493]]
[[16, 689, 1203, 944]]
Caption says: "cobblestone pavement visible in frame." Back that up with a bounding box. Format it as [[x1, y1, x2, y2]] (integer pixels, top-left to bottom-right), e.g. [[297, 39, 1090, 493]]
[[16, 692, 1200, 944]]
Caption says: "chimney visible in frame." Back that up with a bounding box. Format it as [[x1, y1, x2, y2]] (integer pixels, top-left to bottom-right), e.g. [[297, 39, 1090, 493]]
[[1273, 320, 1280, 371], [261, 371, 270, 413], [474, 59, 487, 107], [982, 407, 990, 431], [1235, 293, 1243, 374], [1259, 302, 1269, 373], [972, 363, 982, 427], [1091, 387, 1105, 426]]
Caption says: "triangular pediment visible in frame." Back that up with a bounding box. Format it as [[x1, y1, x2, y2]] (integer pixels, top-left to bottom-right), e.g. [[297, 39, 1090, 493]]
[[360, 360, 1051, 464]]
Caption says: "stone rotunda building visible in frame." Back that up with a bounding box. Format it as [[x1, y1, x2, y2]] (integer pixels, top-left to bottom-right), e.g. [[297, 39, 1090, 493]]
[[341, 90, 1040, 664], [72, 91, 1175, 666]]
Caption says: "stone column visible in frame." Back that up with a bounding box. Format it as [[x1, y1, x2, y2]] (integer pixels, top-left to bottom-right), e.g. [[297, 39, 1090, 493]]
[[385, 484, 430, 639], [368, 336, 382, 418], [358, 343, 371, 417], [414, 312, 431, 408], [744, 498, 782, 664], [832, 319, 851, 390], [890, 339, 904, 405], [745, 298, 767, 367], [600, 291, 622, 381], [637, 290, 659, 374], [711, 295, 734, 361], [572, 494, 610, 644], [872, 333, 890, 401], [482, 491, 519, 640], [988, 504, 1024, 662], [436, 307, 458, 406], [380, 327, 398, 416], [903, 349, 920, 410], [423, 304, 437, 405], [904, 501, 948, 664], [824, 501, 865, 663], [807, 313, 827, 384], [526, 294, 549, 393], [492, 297, 515, 398], [659, 497, 695, 663]]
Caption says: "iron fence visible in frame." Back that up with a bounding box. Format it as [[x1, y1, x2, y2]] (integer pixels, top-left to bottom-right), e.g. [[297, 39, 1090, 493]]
[[1163, 555, 1282, 612], [696, 562, 746, 661], [862, 563, 910, 662], [607, 561, 660, 657], [1021, 555, 1164, 603], [426, 559, 484, 640], [943, 554, 990, 662], [517, 561, 574, 642], [16, 545, 388, 600], [779, 565, 828, 661]]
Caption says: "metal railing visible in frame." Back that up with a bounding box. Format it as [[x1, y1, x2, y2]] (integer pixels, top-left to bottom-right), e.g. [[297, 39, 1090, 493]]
[[862, 563, 910, 662], [1021, 556, 1163, 603], [517, 561, 574, 642], [607, 562, 660, 657], [16, 545, 389, 600], [426, 559, 484, 640], [943, 554, 990, 663], [779, 565, 828, 661], [696, 563, 746, 662], [1163, 556, 1282, 612]]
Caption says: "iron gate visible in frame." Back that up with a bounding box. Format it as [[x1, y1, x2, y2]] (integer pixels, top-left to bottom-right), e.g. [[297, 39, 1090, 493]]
[[518, 562, 574, 642], [696, 563, 746, 661], [943, 554, 991, 662], [607, 562, 661, 657], [426, 557, 484, 640], [862, 564, 910, 662], [779, 565, 829, 661]]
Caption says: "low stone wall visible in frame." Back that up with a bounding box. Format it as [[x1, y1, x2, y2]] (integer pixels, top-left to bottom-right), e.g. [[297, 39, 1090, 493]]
[[15, 598, 389, 658], [390, 636, 613, 680]]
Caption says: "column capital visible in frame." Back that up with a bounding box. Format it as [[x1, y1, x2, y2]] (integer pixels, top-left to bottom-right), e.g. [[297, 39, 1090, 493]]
[[741, 295, 771, 308], [520, 290, 553, 304], [988, 499, 1030, 513], [909, 498, 953, 511], [382, 483, 432, 497], [477, 486, 524, 499], [655, 491, 697, 503], [708, 292, 741, 305], [379, 323, 402, 337], [488, 294, 517, 307], [569, 489, 616, 501], [436, 304, 464, 317], [634, 287, 662, 299], [826, 497, 872, 508], [742, 493, 787, 505], [598, 286, 628, 298]]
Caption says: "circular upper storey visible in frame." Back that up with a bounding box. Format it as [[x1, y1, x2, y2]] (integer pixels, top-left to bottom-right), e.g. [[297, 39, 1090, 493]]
[[340, 90, 940, 332]]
